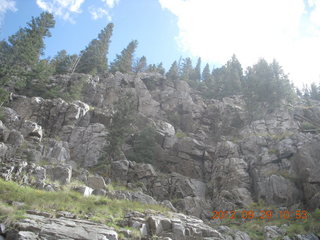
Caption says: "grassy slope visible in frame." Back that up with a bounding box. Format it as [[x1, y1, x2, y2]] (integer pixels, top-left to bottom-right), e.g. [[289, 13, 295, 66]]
[[0, 178, 167, 227]]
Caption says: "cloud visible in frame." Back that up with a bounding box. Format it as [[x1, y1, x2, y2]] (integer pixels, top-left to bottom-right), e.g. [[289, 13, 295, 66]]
[[36, 0, 85, 22], [0, 0, 17, 28], [102, 0, 119, 8], [36, 0, 119, 22], [159, 0, 320, 88], [89, 6, 111, 21]]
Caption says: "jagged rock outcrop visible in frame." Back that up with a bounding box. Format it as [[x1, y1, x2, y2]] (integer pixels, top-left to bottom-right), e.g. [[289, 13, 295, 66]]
[[1, 72, 320, 239]]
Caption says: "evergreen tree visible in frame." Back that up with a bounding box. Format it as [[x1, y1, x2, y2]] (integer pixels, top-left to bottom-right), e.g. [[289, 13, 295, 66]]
[[76, 23, 114, 74], [106, 93, 137, 160], [127, 126, 157, 164], [51, 50, 78, 74], [243, 58, 294, 109], [156, 63, 165, 75], [0, 12, 55, 85], [110, 40, 138, 73], [202, 63, 211, 82], [180, 57, 193, 81], [191, 57, 201, 82], [166, 61, 179, 81], [147, 62, 165, 75], [133, 56, 147, 73]]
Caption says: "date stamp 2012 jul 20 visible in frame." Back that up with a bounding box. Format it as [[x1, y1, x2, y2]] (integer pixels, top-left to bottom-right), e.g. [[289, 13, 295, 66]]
[[211, 210, 309, 220]]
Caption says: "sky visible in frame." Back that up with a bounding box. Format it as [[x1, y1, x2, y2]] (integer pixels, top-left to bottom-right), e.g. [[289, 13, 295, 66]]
[[1, 0, 320, 88]]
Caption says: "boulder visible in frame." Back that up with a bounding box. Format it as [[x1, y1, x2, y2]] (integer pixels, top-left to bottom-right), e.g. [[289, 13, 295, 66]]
[[6, 213, 118, 240], [42, 139, 70, 163], [128, 163, 157, 180], [46, 165, 72, 185], [68, 123, 108, 167], [6, 130, 24, 146], [20, 120, 43, 142], [111, 160, 129, 183], [87, 176, 106, 190]]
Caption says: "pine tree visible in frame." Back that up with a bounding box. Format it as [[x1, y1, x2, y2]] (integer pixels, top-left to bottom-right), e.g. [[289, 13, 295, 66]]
[[221, 54, 243, 97], [202, 63, 211, 82], [180, 57, 193, 81], [191, 57, 201, 82], [156, 63, 165, 75], [133, 56, 147, 73], [147, 62, 165, 75], [166, 61, 179, 81], [51, 50, 78, 74], [0, 12, 55, 78], [310, 83, 320, 100], [243, 58, 294, 109], [110, 40, 138, 73], [76, 23, 114, 74]]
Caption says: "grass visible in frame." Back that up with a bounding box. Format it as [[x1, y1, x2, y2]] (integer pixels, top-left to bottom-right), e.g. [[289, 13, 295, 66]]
[[175, 129, 187, 138], [0, 178, 168, 227]]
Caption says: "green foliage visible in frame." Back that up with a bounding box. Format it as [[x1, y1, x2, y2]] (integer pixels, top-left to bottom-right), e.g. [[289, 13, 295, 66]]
[[133, 56, 147, 73], [51, 50, 78, 74], [190, 57, 201, 82], [166, 111, 180, 129], [166, 61, 179, 81], [202, 63, 211, 82], [0, 178, 167, 225], [302, 83, 320, 101], [0, 88, 9, 107], [175, 129, 187, 138], [243, 59, 295, 112], [147, 63, 165, 75], [127, 126, 157, 164], [210, 55, 243, 99], [110, 40, 138, 73], [0, 12, 55, 90], [105, 93, 137, 160], [76, 23, 114, 74], [180, 57, 193, 82]]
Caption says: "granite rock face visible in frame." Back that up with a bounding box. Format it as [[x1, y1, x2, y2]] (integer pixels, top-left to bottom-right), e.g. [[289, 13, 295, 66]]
[[1, 72, 320, 239]]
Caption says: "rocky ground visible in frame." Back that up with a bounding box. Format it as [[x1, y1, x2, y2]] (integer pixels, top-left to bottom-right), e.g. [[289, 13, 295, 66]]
[[0, 72, 319, 239]]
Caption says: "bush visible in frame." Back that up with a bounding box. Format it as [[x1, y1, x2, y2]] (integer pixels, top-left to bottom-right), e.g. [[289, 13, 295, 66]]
[[105, 93, 137, 160], [127, 126, 157, 164]]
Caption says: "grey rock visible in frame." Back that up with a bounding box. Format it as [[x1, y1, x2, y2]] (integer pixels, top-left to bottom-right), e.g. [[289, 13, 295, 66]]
[[161, 200, 177, 212], [111, 160, 129, 183], [131, 191, 158, 205], [12, 231, 38, 240], [7, 130, 24, 146], [264, 225, 285, 239], [234, 231, 251, 240], [68, 123, 108, 167], [0, 143, 8, 158], [293, 234, 320, 240], [7, 214, 118, 240], [20, 120, 43, 142], [172, 222, 185, 240], [129, 163, 157, 180], [42, 139, 70, 163], [46, 165, 72, 184], [87, 175, 107, 189], [92, 189, 107, 196]]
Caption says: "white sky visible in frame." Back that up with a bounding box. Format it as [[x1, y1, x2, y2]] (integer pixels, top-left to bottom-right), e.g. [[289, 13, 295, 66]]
[[159, 0, 320, 88]]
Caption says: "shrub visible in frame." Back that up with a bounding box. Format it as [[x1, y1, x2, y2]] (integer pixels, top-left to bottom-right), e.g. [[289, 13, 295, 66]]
[[127, 126, 157, 164]]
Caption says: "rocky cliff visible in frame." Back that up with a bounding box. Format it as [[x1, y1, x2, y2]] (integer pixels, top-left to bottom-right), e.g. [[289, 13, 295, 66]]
[[0, 72, 320, 239]]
